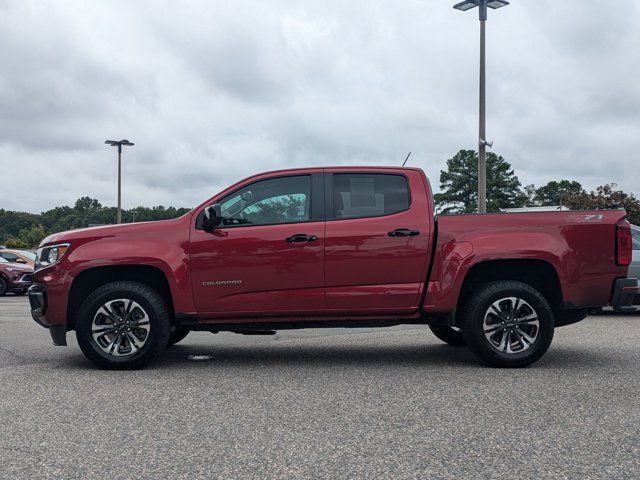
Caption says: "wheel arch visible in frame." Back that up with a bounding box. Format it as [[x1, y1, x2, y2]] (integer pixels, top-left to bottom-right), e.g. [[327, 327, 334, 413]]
[[457, 259, 563, 314], [67, 265, 175, 329]]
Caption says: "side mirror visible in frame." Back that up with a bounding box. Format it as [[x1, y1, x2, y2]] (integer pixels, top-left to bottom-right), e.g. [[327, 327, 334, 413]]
[[202, 204, 222, 231], [15, 258, 27, 264]]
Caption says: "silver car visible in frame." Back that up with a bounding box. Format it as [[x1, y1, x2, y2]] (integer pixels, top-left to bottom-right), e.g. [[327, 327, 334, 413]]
[[632, 226, 640, 302]]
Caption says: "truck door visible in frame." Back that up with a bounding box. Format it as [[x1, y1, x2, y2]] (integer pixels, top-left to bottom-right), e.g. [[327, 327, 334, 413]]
[[324, 170, 432, 314], [190, 173, 326, 318]]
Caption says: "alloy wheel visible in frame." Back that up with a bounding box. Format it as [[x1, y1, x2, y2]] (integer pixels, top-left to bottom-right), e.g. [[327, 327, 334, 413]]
[[91, 299, 150, 357], [483, 297, 540, 354]]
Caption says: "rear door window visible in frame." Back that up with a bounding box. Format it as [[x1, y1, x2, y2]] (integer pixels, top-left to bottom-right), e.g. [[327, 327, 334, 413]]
[[331, 174, 409, 219]]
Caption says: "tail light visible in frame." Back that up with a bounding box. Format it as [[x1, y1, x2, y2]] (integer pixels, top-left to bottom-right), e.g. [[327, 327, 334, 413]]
[[616, 220, 632, 266]]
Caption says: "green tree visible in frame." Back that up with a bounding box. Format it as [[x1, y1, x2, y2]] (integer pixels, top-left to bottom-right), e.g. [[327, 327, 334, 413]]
[[0, 198, 192, 246], [564, 184, 640, 225], [4, 237, 28, 249], [0, 210, 39, 244], [18, 225, 48, 247], [535, 180, 584, 207], [434, 150, 527, 214]]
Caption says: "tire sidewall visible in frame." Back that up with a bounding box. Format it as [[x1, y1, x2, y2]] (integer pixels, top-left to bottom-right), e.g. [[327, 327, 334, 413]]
[[462, 282, 555, 368], [76, 282, 169, 369], [0, 276, 7, 296]]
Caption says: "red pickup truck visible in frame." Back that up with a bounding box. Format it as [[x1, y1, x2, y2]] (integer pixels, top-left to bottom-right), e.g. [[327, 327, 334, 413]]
[[29, 167, 639, 369]]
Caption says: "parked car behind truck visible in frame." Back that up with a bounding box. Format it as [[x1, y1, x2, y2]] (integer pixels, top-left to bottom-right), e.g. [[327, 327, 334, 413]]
[[0, 257, 33, 296], [630, 225, 640, 304], [0, 249, 36, 267], [28, 167, 639, 369]]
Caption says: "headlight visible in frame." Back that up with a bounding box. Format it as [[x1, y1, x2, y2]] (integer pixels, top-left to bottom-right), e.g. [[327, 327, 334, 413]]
[[35, 243, 70, 271]]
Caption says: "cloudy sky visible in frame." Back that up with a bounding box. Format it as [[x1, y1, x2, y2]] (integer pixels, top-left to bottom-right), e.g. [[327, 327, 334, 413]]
[[0, 0, 639, 213]]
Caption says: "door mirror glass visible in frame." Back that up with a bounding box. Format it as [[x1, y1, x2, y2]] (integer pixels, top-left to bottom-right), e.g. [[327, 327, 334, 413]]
[[202, 204, 222, 231]]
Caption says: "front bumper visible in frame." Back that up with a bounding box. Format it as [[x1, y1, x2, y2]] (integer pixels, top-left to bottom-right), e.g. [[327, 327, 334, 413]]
[[28, 284, 67, 346], [611, 278, 640, 313], [9, 273, 33, 291]]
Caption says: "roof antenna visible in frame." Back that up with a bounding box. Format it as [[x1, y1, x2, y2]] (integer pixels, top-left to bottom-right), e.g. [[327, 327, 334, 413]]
[[402, 152, 412, 167]]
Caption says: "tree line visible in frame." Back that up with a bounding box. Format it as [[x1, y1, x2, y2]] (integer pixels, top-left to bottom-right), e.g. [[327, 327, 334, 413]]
[[434, 150, 640, 224], [1, 149, 638, 248], [0, 197, 190, 248]]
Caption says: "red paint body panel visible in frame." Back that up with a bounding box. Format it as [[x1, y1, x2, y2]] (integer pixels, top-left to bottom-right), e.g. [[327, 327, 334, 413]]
[[31, 166, 630, 330], [324, 168, 433, 313], [423, 211, 628, 313], [189, 221, 325, 317], [33, 217, 196, 326]]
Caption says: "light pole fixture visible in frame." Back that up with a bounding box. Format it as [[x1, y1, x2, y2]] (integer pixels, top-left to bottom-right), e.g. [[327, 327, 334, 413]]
[[105, 139, 134, 224], [453, 0, 509, 213]]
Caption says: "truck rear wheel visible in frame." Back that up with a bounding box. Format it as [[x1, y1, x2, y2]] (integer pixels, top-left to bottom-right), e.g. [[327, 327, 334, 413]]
[[429, 325, 465, 346], [460, 281, 554, 368], [75, 281, 170, 369]]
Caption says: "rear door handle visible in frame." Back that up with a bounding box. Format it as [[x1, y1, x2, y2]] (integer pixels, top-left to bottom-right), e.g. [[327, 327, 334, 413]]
[[388, 229, 420, 237], [286, 234, 318, 243]]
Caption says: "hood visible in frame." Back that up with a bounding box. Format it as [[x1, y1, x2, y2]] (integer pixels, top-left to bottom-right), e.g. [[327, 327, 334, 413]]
[[39, 216, 189, 246], [0, 263, 32, 273]]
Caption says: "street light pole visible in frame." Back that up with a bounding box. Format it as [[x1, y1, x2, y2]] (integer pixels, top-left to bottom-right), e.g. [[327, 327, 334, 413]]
[[105, 139, 135, 224], [479, 15, 487, 213], [117, 144, 122, 224], [453, 0, 509, 213]]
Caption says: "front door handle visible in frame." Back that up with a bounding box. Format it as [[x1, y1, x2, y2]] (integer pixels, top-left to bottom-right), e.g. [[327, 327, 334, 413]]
[[388, 228, 420, 237], [286, 234, 318, 243]]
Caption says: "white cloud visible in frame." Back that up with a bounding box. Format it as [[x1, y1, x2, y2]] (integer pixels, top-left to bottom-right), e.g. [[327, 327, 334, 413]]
[[0, 0, 638, 213]]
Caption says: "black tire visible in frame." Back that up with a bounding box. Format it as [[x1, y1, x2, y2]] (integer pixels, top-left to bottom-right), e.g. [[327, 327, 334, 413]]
[[167, 327, 190, 346], [0, 277, 7, 296], [460, 280, 555, 368], [75, 281, 170, 370], [429, 325, 465, 346]]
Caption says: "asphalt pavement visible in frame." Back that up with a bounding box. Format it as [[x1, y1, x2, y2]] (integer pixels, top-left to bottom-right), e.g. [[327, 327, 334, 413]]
[[0, 295, 638, 479]]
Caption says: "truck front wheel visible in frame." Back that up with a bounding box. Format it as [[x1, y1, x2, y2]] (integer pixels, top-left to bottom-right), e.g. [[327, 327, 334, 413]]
[[460, 281, 555, 368], [75, 281, 171, 369]]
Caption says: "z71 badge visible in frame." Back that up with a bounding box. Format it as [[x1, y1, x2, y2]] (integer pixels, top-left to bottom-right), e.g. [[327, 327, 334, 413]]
[[567, 214, 604, 223]]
